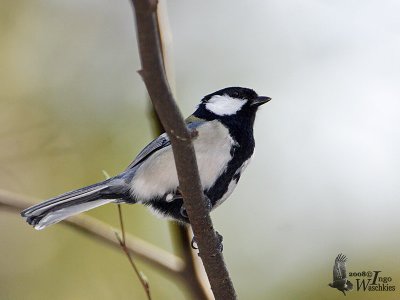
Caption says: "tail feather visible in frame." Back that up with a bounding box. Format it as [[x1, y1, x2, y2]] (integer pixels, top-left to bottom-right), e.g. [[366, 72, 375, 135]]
[[29, 198, 114, 230], [21, 179, 129, 230]]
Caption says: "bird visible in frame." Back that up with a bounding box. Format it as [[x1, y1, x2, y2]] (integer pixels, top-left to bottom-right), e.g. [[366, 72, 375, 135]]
[[21, 87, 271, 230], [329, 253, 353, 296]]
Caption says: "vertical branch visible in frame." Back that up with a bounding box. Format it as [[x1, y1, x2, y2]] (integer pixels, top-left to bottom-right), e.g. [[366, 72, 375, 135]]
[[153, 2, 211, 299], [170, 224, 213, 300], [129, 1, 237, 299]]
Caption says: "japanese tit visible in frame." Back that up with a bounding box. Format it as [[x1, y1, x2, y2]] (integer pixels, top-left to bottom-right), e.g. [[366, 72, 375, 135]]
[[21, 87, 271, 229]]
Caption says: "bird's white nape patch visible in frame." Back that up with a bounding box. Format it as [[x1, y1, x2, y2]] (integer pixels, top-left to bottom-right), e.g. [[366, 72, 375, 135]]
[[205, 95, 246, 116]]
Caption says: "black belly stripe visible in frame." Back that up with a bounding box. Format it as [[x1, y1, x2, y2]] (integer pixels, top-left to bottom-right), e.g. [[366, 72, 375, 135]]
[[146, 115, 256, 222]]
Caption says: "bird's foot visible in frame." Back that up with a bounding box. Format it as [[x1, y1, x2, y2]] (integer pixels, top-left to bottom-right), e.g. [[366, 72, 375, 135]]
[[191, 236, 198, 250], [204, 195, 212, 212], [180, 195, 211, 220], [180, 206, 188, 219]]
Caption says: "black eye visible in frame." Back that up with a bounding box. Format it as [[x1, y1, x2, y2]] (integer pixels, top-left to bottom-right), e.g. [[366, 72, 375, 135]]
[[232, 91, 240, 98]]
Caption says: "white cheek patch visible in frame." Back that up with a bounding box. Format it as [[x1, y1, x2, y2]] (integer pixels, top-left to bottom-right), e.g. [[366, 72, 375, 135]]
[[205, 95, 246, 116]]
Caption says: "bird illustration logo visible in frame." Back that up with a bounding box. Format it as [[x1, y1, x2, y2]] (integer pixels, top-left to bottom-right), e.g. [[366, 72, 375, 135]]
[[328, 253, 353, 296]]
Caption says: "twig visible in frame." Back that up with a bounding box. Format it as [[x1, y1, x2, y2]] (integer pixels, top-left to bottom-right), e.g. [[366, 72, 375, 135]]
[[104, 170, 151, 298], [116, 204, 152, 300], [130, 1, 237, 299], [104, 170, 152, 299], [117, 204, 127, 248], [169, 224, 213, 300], [2, 189, 216, 299]]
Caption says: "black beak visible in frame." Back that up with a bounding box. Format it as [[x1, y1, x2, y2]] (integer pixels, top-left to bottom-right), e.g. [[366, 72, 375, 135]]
[[250, 96, 271, 107]]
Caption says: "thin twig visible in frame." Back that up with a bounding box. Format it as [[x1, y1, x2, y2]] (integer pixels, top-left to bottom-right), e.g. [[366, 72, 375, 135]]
[[130, 1, 237, 299], [116, 204, 152, 300], [169, 224, 213, 300], [117, 204, 127, 247], [104, 170, 151, 298], [1, 189, 215, 299], [105, 169, 151, 298]]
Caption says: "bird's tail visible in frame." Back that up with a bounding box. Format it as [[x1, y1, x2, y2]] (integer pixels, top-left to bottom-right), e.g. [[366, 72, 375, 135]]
[[21, 178, 129, 230]]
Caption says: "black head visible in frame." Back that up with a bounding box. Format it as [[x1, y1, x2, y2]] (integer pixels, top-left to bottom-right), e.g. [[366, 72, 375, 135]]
[[193, 87, 271, 123]]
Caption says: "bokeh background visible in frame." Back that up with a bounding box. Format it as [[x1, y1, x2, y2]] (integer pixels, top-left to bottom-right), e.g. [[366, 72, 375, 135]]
[[1, 0, 400, 299]]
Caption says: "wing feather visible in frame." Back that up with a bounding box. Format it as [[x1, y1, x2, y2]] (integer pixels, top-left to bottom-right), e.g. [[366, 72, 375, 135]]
[[126, 121, 204, 170], [127, 133, 171, 169], [333, 253, 348, 281]]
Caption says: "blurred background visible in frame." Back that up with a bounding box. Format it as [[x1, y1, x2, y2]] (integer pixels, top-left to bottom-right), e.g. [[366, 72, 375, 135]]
[[1, 0, 400, 299]]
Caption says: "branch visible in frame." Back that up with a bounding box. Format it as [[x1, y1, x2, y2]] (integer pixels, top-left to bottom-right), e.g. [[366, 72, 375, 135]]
[[130, 1, 237, 299], [153, 3, 212, 299], [0, 189, 184, 278], [2, 189, 214, 299], [169, 224, 213, 300], [115, 204, 152, 300]]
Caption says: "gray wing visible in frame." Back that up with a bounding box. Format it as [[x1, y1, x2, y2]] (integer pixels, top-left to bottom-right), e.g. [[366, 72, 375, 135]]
[[126, 133, 170, 169], [333, 253, 348, 281], [126, 121, 205, 170]]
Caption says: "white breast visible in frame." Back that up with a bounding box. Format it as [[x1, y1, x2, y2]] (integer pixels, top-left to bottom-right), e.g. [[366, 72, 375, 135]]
[[130, 121, 235, 202]]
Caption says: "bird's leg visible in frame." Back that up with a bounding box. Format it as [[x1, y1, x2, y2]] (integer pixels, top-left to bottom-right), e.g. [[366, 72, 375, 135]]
[[172, 187, 183, 201], [177, 188, 188, 220], [182, 193, 217, 250], [342, 291, 346, 296]]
